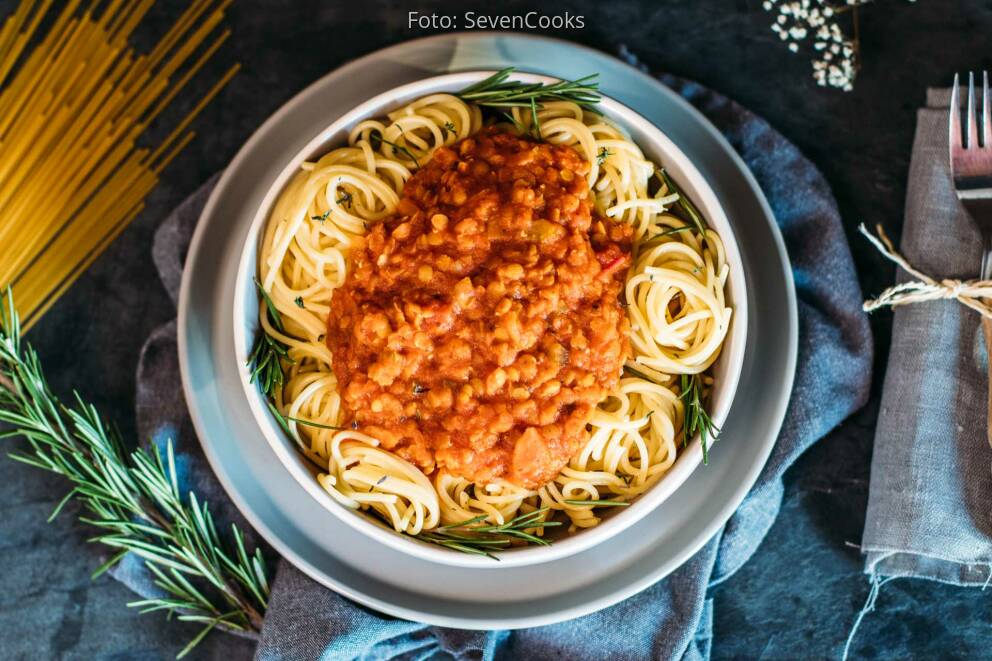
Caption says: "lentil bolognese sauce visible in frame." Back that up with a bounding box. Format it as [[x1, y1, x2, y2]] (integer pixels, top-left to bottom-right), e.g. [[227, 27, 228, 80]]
[[326, 130, 633, 490], [250, 71, 733, 554]]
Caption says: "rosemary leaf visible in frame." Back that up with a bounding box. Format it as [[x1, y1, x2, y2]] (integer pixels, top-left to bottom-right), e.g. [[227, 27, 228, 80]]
[[657, 169, 707, 235], [368, 130, 420, 168], [529, 97, 541, 139], [563, 499, 631, 507], [440, 513, 489, 529], [266, 401, 345, 432], [287, 416, 345, 431], [253, 278, 284, 332]]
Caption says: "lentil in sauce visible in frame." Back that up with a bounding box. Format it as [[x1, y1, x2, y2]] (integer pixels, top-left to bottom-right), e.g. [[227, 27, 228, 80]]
[[326, 129, 632, 489]]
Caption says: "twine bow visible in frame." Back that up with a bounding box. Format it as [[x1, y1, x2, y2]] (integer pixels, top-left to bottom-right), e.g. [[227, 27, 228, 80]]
[[860, 224, 992, 319]]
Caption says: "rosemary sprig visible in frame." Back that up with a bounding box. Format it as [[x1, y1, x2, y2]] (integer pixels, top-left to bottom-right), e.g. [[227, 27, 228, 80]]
[[417, 507, 561, 560], [679, 373, 720, 465], [657, 168, 706, 235], [456, 67, 601, 137], [0, 289, 270, 658], [457, 67, 601, 111], [247, 279, 292, 399]]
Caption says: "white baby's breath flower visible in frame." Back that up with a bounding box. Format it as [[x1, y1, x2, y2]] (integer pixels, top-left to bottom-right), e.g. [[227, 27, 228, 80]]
[[761, 0, 919, 91]]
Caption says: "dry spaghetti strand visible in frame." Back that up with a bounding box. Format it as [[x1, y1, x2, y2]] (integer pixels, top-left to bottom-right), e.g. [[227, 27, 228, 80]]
[[0, 0, 238, 330]]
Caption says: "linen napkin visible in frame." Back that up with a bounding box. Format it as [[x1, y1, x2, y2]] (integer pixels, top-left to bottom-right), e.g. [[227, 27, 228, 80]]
[[129, 59, 873, 660], [861, 90, 992, 587]]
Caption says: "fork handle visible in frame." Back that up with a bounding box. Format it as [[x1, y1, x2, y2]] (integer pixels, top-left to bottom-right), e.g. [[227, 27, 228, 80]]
[[984, 316, 992, 448]]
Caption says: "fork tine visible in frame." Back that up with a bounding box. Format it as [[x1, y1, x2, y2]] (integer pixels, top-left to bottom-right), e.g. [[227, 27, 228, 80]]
[[950, 73, 962, 153], [983, 71, 990, 148], [968, 72, 979, 149]]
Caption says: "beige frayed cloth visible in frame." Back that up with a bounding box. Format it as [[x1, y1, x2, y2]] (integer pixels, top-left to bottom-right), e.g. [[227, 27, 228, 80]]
[[861, 223, 992, 319]]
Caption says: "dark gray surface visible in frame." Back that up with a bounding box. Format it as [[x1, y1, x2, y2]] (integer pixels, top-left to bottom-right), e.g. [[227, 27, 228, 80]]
[[1, 1, 989, 659]]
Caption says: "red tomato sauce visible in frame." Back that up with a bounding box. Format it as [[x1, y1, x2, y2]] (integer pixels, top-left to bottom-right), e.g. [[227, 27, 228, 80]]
[[327, 129, 631, 489]]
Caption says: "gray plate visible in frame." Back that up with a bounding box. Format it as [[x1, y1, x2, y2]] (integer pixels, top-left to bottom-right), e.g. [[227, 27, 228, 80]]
[[177, 33, 797, 630]]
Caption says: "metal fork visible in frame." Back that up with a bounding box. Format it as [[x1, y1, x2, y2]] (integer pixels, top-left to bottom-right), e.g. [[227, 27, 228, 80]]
[[950, 71, 992, 446], [950, 71, 992, 278]]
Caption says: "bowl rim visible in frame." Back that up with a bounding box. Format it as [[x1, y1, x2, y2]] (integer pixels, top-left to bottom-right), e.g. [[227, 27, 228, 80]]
[[231, 70, 749, 568]]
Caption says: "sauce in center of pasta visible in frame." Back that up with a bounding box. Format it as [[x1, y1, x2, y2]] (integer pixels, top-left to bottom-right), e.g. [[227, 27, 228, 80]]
[[326, 129, 632, 489]]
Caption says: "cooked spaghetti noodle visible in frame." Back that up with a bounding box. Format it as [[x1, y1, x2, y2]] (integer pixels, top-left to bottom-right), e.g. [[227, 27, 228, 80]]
[[0, 0, 237, 330], [257, 90, 731, 540]]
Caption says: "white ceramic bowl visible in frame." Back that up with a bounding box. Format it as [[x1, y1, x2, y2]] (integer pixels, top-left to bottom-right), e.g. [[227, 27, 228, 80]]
[[232, 71, 748, 568]]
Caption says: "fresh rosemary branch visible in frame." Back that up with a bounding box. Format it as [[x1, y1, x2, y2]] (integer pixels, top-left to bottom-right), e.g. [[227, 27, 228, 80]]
[[457, 68, 601, 110], [0, 289, 270, 658], [247, 278, 292, 399], [416, 507, 561, 560], [679, 373, 720, 465], [457, 67, 601, 137]]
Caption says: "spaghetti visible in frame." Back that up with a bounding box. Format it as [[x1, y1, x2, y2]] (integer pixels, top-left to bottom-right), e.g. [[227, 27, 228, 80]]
[[0, 0, 238, 330], [256, 88, 732, 545]]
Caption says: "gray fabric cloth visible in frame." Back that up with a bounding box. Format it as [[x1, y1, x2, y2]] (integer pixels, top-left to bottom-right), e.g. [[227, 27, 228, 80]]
[[130, 65, 872, 660], [862, 90, 992, 585]]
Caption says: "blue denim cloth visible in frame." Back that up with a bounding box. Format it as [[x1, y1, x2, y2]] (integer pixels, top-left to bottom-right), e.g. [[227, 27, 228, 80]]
[[131, 58, 872, 660]]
